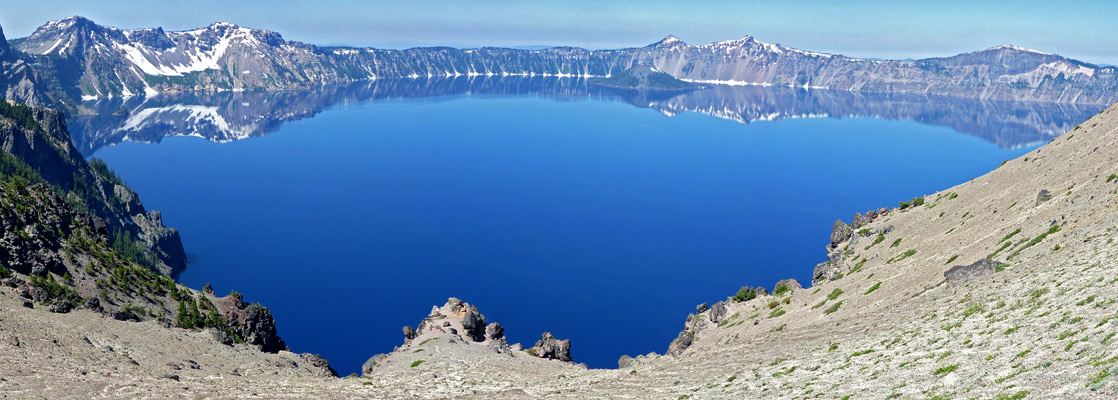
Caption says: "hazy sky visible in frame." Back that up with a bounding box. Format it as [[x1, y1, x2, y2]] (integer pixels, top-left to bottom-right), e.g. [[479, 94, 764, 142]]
[[3, 0, 1117, 65]]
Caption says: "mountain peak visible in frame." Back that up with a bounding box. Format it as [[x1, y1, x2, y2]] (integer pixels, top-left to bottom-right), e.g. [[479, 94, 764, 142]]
[[652, 35, 686, 47], [986, 44, 1053, 56], [0, 22, 9, 56], [46, 15, 96, 29], [208, 21, 241, 29]]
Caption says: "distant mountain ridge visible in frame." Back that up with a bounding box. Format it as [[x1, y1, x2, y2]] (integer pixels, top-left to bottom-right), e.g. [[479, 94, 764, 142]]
[[5, 16, 1118, 105]]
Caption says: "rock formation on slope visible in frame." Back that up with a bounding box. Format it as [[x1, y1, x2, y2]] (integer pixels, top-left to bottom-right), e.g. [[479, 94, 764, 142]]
[[7, 17, 1118, 105], [361, 298, 576, 376]]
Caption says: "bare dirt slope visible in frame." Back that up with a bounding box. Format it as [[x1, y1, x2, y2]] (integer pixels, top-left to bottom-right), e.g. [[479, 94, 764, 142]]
[[4, 103, 1118, 399]]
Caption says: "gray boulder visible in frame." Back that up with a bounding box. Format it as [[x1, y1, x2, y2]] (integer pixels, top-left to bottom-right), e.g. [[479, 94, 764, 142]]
[[667, 330, 694, 357], [830, 220, 853, 246], [461, 309, 486, 342], [485, 322, 504, 340], [752, 287, 769, 297], [402, 325, 417, 341], [852, 213, 869, 228], [618, 355, 634, 368], [1036, 189, 1053, 206], [708, 301, 728, 323], [695, 302, 709, 314], [813, 261, 840, 286], [210, 329, 234, 346], [774, 279, 802, 294], [531, 332, 572, 362], [945, 259, 1004, 286]]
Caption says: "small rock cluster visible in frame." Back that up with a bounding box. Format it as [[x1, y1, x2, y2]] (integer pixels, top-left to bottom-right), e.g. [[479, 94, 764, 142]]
[[816, 209, 891, 285], [365, 298, 575, 375]]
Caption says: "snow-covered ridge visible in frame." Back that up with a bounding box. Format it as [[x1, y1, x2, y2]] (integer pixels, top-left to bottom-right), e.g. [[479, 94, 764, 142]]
[[987, 44, 1054, 56], [25, 17, 277, 78]]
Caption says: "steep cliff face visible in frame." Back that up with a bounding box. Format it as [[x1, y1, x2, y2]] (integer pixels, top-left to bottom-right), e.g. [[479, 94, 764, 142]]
[[0, 101, 185, 276], [10, 17, 1118, 105], [0, 23, 52, 107]]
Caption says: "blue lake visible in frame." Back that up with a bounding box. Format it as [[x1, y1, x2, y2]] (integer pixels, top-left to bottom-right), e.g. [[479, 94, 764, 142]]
[[73, 79, 1097, 374]]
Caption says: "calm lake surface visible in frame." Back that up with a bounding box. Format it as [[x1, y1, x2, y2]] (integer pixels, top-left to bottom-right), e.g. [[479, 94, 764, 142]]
[[73, 78, 1099, 373]]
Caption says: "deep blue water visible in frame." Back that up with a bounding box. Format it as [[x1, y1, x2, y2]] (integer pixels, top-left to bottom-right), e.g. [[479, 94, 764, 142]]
[[88, 90, 1042, 374]]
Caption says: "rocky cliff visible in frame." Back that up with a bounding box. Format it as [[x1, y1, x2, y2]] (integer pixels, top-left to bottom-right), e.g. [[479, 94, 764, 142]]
[[9, 16, 1118, 105], [0, 100, 185, 276], [0, 23, 52, 107]]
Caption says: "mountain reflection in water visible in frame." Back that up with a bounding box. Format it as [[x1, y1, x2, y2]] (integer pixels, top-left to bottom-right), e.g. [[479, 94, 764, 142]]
[[69, 77, 1104, 157]]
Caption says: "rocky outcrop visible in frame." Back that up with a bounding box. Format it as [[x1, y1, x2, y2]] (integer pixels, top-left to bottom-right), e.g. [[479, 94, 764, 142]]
[[830, 220, 853, 246], [813, 261, 840, 285], [485, 322, 504, 341], [667, 330, 694, 357], [229, 303, 287, 353], [944, 259, 1004, 287], [381, 298, 575, 370], [531, 332, 572, 362], [774, 279, 802, 294], [708, 301, 728, 323], [461, 308, 486, 342], [617, 355, 634, 368]]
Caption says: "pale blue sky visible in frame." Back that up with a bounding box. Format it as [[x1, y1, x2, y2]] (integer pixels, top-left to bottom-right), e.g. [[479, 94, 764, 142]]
[[3, 0, 1116, 65]]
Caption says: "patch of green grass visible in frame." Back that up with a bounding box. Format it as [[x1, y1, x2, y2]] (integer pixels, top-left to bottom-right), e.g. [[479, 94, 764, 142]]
[[945, 254, 958, 265], [410, 360, 426, 368], [827, 288, 844, 300], [1078, 296, 1096, 306], [865, 233, 886, 250], [999, 228, 1022, 243], [769, 307, 786, 318], [993, 391, 1030, 400], [849, 349, 874, 358], [1008, 224, 1062, 260], [890, 238, 902, 248], [887, 249, 916, 264], [932, 365, 958, 376], [864, 282, 882, 295], [988, 241, 1013, 259], [824, 301, 843, 315], [850, 259, 867, 275]]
